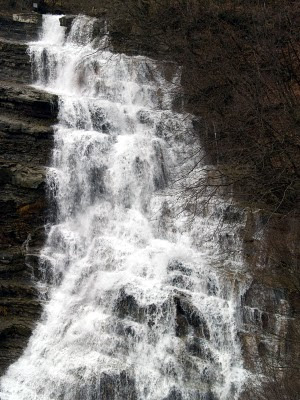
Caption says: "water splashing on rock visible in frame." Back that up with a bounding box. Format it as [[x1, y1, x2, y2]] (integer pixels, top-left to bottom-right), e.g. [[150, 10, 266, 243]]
[[0, 15, 247, 400]]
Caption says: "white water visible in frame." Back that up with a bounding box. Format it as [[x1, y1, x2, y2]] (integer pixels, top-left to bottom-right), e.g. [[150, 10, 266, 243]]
[[0, 15, 247, 400]]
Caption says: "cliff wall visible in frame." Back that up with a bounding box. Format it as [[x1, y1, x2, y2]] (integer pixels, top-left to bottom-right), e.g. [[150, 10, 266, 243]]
[[0, 13, 58, 375], [0, 6, 299, 398]]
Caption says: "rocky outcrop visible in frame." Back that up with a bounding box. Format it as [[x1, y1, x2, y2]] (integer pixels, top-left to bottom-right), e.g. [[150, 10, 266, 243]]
[[0, 14, 41, 42], [0, 38, 31, 83], [59, 14, 107, 39], [0, 81, 58, 119], [0, 13, 41, 83], [239, 210, 300, 381], [0, 12, 57, 375]]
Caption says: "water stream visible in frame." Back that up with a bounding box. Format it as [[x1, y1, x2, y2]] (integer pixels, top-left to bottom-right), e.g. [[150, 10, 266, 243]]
[[0, 15, 246, 400]]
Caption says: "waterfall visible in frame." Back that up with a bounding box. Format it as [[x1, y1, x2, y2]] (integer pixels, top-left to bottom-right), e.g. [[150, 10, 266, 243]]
[[0, 15, 247, 400]]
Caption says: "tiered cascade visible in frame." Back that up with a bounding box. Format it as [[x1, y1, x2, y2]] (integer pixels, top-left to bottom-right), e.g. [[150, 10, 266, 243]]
[[0, 15, 246, 400]]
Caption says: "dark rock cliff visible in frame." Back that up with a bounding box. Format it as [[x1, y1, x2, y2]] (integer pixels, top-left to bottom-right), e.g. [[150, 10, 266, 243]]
[[240, 211, 300, 389], [0, 13, 57, 375], [0, 6, 299, 398]]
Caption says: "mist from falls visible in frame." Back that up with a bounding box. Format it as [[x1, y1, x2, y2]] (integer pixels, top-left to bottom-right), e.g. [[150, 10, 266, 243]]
[[0, 15, 247, 400]]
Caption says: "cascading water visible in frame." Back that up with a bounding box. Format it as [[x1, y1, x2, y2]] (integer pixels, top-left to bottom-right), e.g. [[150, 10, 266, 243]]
[[0, 15, 247, 400]]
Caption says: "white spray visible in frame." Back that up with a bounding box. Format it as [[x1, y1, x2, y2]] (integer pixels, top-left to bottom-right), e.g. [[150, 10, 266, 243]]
[[0, 15, 247, 400]]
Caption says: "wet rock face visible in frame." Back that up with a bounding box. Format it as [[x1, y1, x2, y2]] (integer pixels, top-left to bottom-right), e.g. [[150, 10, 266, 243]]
[[174, 295, 210, 340], [99, 371, 137, 400], [0, 13, 41, 83], [163, 388, 183, 400], [162, 388, 217, 400], [0, 14, 40, 42], [0, 38, 31, 83], [0, 13, 57, 375], [239, 210, 300, 376], [0, 81, 58, 119], [59, 15, 76, 31], [114, 288, 211, 341], [74, 371, 137, 400], [114, 289, 159, 327], [240, 280, 295, 372], [59, 15, 107, 39]]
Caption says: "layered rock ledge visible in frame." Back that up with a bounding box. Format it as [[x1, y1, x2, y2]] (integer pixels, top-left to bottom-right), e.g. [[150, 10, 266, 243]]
[[0, 12, 57, 375]]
